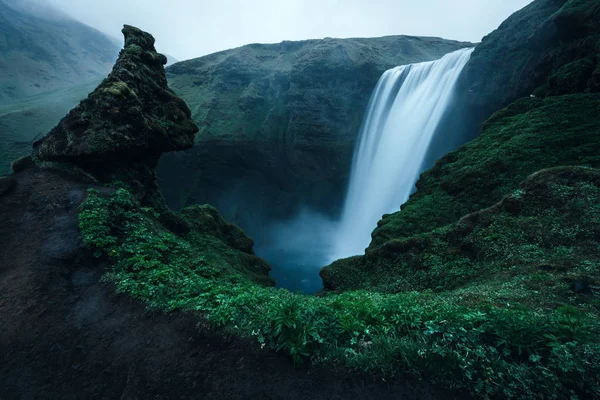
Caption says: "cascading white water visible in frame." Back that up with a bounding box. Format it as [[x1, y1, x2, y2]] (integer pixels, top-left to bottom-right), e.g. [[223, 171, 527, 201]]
[[332, 47, 474, 259]]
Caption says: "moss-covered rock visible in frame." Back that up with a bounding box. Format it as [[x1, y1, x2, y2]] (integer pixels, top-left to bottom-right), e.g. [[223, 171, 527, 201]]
[[31, 25, 198, 203], [322, 93, 600, 290], [159, 36, 473, 231], [180, 204, 255, 254]]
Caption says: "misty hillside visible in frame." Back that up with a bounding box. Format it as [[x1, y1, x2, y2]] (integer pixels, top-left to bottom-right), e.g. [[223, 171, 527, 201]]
[[0, 0, 119, 102]]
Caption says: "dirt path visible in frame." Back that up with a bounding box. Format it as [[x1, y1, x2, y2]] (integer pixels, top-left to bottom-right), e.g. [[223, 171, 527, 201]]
[[0, 168, 459, 399]]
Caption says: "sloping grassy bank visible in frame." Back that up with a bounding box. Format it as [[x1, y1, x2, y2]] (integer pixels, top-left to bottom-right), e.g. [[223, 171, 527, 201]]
[[79, 174, 600, 398]]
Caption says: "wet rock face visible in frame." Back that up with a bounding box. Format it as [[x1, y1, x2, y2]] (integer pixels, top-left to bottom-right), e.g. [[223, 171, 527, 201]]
[[31, 25, 198, 201], [459, 0, 600, 118]]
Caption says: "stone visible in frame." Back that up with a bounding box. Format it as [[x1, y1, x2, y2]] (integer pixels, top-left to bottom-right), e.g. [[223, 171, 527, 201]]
[[32, 25, 199, 203]]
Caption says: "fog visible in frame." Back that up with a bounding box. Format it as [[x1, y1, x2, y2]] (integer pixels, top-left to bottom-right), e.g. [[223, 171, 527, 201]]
[[44, 0, 533, 61]]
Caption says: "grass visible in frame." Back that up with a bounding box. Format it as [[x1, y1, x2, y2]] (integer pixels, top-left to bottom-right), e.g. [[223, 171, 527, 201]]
[[79, 179, 600, 399], [370, 94, 600, 247]]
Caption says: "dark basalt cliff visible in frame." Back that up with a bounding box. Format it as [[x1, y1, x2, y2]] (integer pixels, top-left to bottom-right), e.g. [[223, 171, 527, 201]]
[[158, 36, 472, 232], [459, 0, 600, 124]]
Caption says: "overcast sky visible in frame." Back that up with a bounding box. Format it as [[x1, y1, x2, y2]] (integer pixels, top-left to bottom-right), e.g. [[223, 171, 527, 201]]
[[46, 0, 533, 61]]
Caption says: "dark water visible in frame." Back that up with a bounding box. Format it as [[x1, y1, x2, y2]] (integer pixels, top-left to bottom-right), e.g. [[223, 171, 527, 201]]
[[253, 209, 339, 294], [255, 246, 329, 294]]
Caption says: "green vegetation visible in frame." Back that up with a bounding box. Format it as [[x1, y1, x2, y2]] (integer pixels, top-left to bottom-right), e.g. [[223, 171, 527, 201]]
[[0, 80, 99, 175], [323, 167, 600, 298], [370, 94, 600, 247], [79, 179, 600, 398], [78, 187, 272, 288], [0, 0, 118, 102]]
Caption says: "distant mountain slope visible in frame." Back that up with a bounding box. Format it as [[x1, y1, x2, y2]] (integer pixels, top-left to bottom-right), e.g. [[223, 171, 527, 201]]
[[0, 0, 119, 102], [0, 80, 99, 174], [160, 36, 472, 232]]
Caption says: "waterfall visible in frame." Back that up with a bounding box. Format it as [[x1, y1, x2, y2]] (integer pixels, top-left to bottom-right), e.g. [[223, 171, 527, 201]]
[[332, 47, 474, 260]]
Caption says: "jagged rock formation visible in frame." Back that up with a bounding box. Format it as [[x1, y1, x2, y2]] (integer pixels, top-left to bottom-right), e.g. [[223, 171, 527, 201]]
[[31, 25, 198, 204], [158, 36, 472, 233], [25, 25, 268, 279]]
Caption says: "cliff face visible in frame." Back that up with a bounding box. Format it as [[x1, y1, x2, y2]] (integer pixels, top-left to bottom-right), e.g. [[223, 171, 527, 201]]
[[158, 36, 472, 231], [422, 0, 600, 178], [459, 0, 600, 120]]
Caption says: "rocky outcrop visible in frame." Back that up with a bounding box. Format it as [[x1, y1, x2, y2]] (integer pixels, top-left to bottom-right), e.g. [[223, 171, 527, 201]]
[[459, 0, 600, 121], [159, 36, 473, 233], [423, 0, 600, 178], [32, 25, 198, 204], [181, 204, 256, 254]]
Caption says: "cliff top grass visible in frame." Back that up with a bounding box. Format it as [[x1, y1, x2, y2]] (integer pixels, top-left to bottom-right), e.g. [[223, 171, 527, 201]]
[[370, 93, 600, 248], [79, 163, 600, 399]]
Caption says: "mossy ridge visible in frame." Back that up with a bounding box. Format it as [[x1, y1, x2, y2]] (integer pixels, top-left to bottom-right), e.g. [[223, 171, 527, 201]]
[[323, 166, 600, 302], [79, 187, 273, 291], [371, 93, 600, 247], [80, 176, 600, 399]]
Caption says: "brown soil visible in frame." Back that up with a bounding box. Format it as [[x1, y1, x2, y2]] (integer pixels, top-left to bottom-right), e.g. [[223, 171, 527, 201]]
[[0, 167, 460, 399]]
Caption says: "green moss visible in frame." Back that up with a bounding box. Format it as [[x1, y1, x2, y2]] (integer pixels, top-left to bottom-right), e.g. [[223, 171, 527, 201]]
[[324, 166, 600, 315], [548, 57, 596, 94], [371, 94, 600, 247], [102, 80, 135, 98], [79, 183, 600, 398]]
